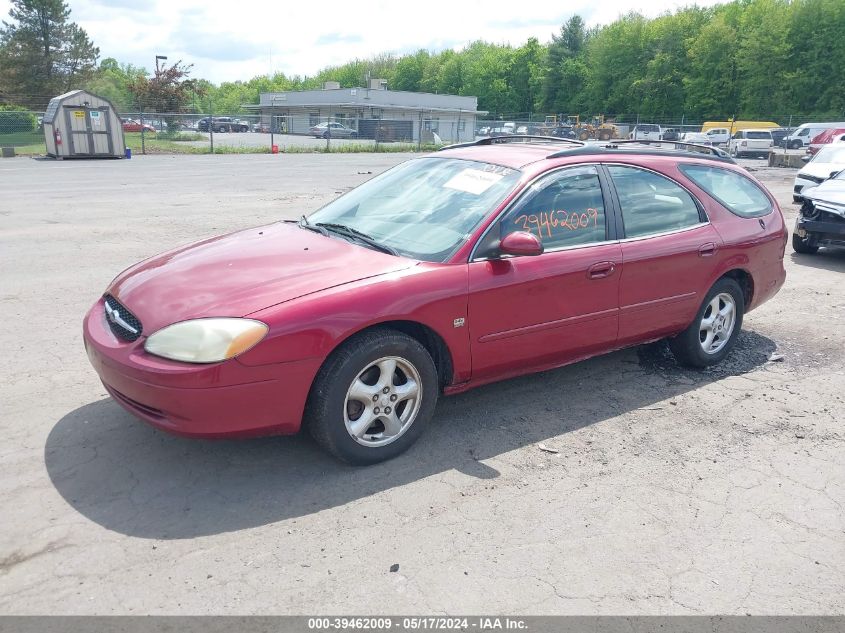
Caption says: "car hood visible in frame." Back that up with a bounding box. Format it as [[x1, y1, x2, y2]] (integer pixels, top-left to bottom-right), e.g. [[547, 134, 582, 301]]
[[108, 222, 415, 334], [798, 161, 844, 181], [802, 179, 845, 214]]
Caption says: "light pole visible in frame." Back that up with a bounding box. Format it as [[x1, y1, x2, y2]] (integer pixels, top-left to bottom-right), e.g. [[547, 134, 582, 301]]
[[270, 96, 278, 152], [152, 55, 167, 136]]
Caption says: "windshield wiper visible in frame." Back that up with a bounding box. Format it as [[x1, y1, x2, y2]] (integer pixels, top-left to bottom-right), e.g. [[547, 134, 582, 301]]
[[297, 214, 328, 236], [315, 222, 399, 256]]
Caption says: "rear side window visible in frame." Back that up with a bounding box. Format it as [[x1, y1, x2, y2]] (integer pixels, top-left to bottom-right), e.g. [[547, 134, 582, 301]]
[[608, 166, 702, 238], [680, 165, 773, 218]]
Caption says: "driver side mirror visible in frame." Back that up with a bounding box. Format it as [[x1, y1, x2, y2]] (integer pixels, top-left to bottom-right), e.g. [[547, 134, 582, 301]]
[[499, 231, 544, 257]]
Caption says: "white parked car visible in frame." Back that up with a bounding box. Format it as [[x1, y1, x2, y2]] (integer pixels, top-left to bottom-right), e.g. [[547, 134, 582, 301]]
[[628, 123, 661, 141], [728, 129, 773, 158], [701, 127, 731, 146], [783, 122, 845, 149], [792, 144, 845, 202], [680, 132, 711, 144]]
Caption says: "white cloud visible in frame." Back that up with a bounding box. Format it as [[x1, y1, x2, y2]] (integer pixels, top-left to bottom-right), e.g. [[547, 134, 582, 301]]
[[0, 0, 728, 84]]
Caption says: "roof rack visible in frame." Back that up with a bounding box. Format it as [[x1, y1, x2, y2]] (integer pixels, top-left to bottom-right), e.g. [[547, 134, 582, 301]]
[[556, 139, 731, 159], [440, 135, 585, 151]]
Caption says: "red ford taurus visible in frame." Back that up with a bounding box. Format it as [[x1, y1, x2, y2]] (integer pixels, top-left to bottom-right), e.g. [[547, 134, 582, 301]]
[[84, 139, 787, 464]]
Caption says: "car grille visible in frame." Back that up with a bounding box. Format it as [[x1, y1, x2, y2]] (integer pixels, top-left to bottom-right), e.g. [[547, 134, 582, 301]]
[[103, 294, 143, 342]]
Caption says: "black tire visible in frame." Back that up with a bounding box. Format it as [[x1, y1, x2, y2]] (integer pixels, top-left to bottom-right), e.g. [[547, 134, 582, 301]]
[[792, 232, 819, 254], [789, 140, 801, 149], [350, 132, 358, 139], [669, 277, 745, 368], [793, 195, 803, 203], [304, 329, 439, 465]]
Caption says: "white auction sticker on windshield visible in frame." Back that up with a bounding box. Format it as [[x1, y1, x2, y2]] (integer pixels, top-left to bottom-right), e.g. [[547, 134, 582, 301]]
[[443, 169, 503, 195]]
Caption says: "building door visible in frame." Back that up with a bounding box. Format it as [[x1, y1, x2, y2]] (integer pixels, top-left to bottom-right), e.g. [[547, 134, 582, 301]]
[[63, 106, 114, 156]]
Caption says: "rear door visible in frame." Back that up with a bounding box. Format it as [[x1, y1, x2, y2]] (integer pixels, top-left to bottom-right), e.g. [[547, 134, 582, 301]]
[[605, 164, 722, 346], [467, 165, 622, 381]]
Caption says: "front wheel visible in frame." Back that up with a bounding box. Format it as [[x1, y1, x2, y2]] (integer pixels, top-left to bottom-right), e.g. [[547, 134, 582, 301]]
[[669, 278, 745, 368], [792, 232, 819, 254], [305, 329, 439, 465]]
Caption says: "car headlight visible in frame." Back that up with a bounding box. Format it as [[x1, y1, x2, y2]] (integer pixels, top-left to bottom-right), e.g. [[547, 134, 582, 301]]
[[144, 318, 268, 363]]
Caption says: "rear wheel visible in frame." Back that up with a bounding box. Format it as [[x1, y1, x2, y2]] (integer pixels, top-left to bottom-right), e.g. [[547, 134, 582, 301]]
[[792, 232, 819, 254], [305, 329, 438, 465], [669, 278, 744, 368]]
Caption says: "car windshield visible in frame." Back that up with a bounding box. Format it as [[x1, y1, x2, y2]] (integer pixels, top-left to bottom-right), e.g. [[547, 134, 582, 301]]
[[747, 131, 771, 139], [813, 146, 845, 163], [306, 157, 522, 262]]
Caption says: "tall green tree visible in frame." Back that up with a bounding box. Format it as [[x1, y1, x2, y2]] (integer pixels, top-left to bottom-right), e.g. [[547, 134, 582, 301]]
[[542, 15, 588, 113], [734, 0, 793, 117], [0, 0, 98, 104], [85, 58, 147, 111], [788, 0, 845, 116]]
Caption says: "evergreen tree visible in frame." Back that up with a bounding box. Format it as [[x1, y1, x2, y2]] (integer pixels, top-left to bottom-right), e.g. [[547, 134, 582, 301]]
[[0, 0, 99, 104]]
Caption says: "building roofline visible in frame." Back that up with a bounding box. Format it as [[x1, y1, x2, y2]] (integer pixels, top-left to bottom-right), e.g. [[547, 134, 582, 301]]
[[261, 86, 474, 100], [244, 102, 485, 115]]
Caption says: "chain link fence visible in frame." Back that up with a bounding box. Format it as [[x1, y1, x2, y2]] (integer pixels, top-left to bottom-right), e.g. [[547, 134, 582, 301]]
[[3, 105, 843, 156], [0, 108, 469, 155]]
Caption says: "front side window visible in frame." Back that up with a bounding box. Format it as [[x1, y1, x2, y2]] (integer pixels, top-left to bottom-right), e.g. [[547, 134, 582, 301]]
[[500, 165, 607, 249], [680, 164, 773, 218], [608, 165, 703, 238], [308, 158, 521, 262]]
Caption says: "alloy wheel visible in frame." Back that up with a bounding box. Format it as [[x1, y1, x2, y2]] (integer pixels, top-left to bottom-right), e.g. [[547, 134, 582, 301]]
[[344, 356, 423, 447], [699, 292, 737, 354]]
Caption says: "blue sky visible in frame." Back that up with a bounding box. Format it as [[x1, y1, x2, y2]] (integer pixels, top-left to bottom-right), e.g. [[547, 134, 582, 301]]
[[0, 0, 728, 84]]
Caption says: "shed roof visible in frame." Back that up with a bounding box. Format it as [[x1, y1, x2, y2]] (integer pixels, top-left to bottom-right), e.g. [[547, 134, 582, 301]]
[[43, 89, 121, 124]]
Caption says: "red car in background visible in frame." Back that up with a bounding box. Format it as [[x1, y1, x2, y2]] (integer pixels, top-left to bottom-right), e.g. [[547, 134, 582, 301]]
[[83, 138, 787, 464], [807, 128, 845, 155], [121, 119, 156, 133]]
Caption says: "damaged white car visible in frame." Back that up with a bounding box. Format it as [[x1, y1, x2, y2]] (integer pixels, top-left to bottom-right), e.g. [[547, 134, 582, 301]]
[[793, 169, 845, 254]]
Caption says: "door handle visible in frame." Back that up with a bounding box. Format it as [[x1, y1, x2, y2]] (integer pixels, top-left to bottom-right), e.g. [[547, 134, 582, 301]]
[[698, 242, 717, 257], [587, 261, 616, 279]]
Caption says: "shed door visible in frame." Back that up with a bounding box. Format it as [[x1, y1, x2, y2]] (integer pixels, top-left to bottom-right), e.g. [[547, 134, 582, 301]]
[[63, 106, 114, 156]]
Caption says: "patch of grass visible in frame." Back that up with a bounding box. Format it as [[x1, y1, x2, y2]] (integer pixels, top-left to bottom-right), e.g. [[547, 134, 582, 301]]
[[0, 130, 43, 148], [283, 142, 444, 154]]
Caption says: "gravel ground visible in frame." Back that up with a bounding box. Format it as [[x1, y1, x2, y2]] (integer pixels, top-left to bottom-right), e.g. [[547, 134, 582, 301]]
[[0, 153, 842, 615]]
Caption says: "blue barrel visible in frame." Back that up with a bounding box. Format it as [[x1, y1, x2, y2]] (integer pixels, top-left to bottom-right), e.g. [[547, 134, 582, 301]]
[[124, 147, 132, 159]]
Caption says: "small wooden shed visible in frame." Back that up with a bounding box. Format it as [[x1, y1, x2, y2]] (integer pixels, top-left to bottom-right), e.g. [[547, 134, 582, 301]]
[[43, 90, 125, 158]]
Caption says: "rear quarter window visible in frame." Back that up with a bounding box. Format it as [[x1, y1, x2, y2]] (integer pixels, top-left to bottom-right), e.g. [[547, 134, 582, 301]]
[[680, 165, 773, 218]]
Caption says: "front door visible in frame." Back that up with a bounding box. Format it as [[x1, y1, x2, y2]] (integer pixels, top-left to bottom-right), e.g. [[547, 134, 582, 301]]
[[63, 106, 113, 156], [467, 165, 622, 381]]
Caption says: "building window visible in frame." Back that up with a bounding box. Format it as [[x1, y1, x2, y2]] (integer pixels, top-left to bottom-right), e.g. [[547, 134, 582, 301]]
[[309, 112, 320, 126], [424, 117, 439, 132]]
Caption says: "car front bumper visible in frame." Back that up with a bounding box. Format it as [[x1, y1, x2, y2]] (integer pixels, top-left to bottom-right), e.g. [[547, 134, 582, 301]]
[[795, 214, 845, 246], [83, 298, 322, 438]]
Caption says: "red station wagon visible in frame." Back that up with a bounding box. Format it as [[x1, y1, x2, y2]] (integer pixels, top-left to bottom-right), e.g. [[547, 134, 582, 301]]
[[83, 138, 788, 464]]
